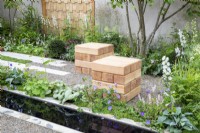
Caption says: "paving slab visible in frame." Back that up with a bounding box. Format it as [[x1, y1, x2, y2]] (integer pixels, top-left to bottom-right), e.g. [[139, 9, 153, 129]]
[[0, 52, 67, 67], [0, 60, 70, 76]]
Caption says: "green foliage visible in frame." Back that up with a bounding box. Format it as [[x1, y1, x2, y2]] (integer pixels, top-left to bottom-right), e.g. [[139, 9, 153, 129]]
[[136, 100, 164, 127], [170, 20, 200, 129], [64, 38, 82, 61], [18, 5, 42, 34], [3, 0, 23, 9], [157, 107, 197, 132], [0, 55, 32, 64], [6, 67, 25, 86], [99, 30, 128, 54], [23, 78, 52, 98], [75, 87, 139, 121], [13, 44, 44, 56], [52, 83, 84, 104], [47, 40, 66, 58], [0, 18, 10, 36], [84, 26, 131, 57], [142, 40, 176, 76], [0, 66, 11, 85]]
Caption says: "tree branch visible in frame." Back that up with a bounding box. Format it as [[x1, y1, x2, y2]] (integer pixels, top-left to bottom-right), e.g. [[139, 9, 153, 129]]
[[143, 0, 147, 14], [163, 2, 189, 22], [131, 1, 140, 22], [147, 2, 190, 47]]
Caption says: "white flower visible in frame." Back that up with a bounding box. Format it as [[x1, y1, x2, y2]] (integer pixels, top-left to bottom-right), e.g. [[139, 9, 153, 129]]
[[165, 57, 169, 62], [162, 56, 166, 61], [52, 15, 58, 28], [175, 47, 181, 57], [167, 62, 170, 66], [150, 60, 155, 64], [168, 77, 172, 81]]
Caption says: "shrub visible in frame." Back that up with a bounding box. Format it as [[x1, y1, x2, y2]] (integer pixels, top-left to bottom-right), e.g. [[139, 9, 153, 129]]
[[47, 40, 66, 58], [64, 38, 82, 61]]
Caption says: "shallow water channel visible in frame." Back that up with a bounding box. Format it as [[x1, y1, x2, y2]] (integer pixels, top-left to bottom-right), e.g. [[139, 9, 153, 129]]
[[0, 91, 156, 133]]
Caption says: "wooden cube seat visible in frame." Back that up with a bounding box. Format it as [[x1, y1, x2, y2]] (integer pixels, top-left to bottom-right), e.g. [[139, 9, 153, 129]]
[[91, 55, 142, 102], [75, 43, 114, 75]]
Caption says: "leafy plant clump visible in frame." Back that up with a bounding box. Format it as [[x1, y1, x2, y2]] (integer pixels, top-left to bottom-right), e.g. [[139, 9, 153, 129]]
[[47, 40, 66, 58], [75, 86, 139, 121], [23, 78, 52, 98], [52, 82, 85, 104], [157, 107, 197, 132], [6, 67, 25, 87]]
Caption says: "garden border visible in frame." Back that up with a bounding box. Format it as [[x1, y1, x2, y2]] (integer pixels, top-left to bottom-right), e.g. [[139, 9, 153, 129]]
[[1, 87, 157, 133]]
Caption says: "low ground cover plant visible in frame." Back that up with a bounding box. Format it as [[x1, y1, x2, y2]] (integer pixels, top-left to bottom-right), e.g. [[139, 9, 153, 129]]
[[0, 55, 32, 64]]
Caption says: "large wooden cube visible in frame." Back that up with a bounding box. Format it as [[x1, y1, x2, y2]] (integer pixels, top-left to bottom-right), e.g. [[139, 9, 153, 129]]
[[75, 43, 114, 75], [91, 55, 142, 102]]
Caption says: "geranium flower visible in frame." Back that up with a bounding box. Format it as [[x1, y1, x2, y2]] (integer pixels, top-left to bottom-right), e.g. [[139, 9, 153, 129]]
[[146, 120, 151, 125], [140, 112, 145, 117], [108, 106, 112, 111]]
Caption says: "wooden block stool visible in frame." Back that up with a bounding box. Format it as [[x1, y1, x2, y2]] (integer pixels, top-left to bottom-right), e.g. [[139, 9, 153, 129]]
[[75, 43, 114, 75], [91, 56, 142, 102]]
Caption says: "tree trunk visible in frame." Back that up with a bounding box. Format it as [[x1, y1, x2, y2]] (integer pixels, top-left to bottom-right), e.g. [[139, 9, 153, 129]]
[[125, 2, 135, 55], [138, 1, 146, 56]]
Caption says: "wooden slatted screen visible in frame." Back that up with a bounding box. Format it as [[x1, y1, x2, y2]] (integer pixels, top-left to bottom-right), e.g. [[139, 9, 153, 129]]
[[41, 0, 95, 33]]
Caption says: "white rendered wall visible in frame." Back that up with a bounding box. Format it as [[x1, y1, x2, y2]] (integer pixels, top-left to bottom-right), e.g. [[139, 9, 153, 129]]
[[0, 0, 42, 20], [95, 0, 199, 39]]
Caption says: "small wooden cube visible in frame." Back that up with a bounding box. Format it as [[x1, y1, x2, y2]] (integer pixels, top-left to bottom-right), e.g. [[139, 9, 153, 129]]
[[82, 67, 91, 75], [92, 71, 102, 81], [75, 43, 114, 55], [92, 80, 131, 94], [114, 69, 141, 85], [102, 72, 114, 83], [121, 86, 141, 102], [92, 56, 141, 75]]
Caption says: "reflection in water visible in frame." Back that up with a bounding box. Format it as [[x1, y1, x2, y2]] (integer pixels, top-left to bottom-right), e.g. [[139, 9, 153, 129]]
[[0, 91, 156, 133]]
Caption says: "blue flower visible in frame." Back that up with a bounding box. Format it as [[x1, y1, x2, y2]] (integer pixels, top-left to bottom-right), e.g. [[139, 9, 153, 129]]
[[166, 88, 170, 92], [160, 89, 164, 94], [140, 112, 145, 117], [9, 63, 12, 67], [93, 85, 97, 91], [108, 106, 112, 111], [116, 94, 121, 99], [21, 38, 26, 43], [107, 100, 112, 104], [107, 90, 111, 94], [146, 89, 151, 94], [146, 120, 151, 125]]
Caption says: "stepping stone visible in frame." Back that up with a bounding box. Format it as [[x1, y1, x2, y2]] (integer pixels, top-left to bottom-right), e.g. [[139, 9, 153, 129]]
[[0, 52, 67, 67], [0, 60, 70, 76], [91, 56, 142, 102], [75, 43, 114, 75]]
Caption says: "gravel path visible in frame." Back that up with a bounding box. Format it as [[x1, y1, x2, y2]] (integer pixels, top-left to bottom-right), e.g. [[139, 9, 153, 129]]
[[29, 61, 164, 104]]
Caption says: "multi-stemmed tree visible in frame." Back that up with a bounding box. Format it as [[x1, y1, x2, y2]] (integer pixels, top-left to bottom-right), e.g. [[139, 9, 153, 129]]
[[110, 0, 200, 56]]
